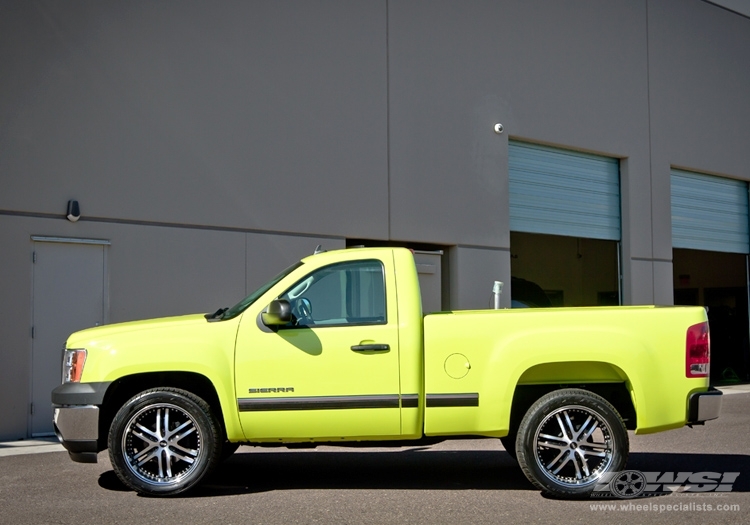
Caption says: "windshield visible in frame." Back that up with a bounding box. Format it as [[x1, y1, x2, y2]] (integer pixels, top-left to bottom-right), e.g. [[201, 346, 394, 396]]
[[221, 261, 304, 320]]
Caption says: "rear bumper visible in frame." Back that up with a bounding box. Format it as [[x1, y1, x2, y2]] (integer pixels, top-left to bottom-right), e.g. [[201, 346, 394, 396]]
[[687, 387, 722, 424]]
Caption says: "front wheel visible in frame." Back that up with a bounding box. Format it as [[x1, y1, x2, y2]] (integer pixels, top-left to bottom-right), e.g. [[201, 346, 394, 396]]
[[108, 388, 221, 496], [516, 388, 628, 498]]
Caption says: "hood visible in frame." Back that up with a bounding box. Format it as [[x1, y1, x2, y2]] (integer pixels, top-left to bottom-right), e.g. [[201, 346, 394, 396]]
[[65, 313, 210, 347]]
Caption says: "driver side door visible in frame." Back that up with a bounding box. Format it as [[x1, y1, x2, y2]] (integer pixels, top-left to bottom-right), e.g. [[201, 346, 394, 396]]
[[234, 256, 402, 440]]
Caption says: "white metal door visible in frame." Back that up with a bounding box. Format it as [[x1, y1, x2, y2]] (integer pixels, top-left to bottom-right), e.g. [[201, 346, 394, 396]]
[[31, 239, 107, 435]]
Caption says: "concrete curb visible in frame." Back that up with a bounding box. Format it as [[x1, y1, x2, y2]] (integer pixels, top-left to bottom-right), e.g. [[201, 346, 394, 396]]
[[0, 437, 65, 458]]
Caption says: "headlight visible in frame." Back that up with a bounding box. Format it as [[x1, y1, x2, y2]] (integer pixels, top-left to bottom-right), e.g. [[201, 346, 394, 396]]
[[62, 348, 87, 383]]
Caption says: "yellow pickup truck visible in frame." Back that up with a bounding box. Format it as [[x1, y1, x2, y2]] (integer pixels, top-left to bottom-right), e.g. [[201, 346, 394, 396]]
[[52, 247, 721, 498]]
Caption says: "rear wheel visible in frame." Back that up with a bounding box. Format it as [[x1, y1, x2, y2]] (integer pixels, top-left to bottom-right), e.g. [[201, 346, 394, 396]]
[[516, 388, 628, 498], [108, 388, 221, 496]]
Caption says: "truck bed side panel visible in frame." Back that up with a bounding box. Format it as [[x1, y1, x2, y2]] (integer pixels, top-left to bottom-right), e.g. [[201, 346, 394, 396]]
[[423, 306, 710, 437]]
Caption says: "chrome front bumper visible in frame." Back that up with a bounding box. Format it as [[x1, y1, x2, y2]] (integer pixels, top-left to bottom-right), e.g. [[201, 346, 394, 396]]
[[53, 405, 100, 463], [51, 381, 111, 463]]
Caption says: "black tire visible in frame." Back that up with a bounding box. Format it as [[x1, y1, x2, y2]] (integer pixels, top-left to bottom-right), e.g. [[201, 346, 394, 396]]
[[108, 388, 221, 496], [500, 434, 517, 461], [516, 388, 628, 498]]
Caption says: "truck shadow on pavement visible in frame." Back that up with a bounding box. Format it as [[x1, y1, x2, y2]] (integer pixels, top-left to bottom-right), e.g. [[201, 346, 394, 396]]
[[97, 449, 750, 497]]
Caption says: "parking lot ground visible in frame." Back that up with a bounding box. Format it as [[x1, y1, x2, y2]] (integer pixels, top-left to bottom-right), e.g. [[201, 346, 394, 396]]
[[1, 388, 748, 525]]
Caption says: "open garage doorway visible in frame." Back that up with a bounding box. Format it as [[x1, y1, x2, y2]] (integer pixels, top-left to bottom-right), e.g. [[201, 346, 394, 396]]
[[510, 232, 620, 308], [671, 168, 750, 384], [508, 141, 621, 309], [673, 249, 750, 384]]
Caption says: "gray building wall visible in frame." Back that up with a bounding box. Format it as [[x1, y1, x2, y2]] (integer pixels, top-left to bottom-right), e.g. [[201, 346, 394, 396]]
[[1, 0, 749, 439]]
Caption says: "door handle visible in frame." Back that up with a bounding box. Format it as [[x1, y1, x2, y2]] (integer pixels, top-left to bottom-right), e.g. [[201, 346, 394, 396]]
[[351, 344, 390, 352]]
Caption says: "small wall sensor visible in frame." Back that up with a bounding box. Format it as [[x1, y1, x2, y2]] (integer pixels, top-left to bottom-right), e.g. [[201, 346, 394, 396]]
[[494, 123, 504, 134], [66, 200, 80, 222]]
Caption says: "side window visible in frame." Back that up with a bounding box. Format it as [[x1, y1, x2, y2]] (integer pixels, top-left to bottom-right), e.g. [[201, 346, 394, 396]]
[[279, 260, 386, 327]]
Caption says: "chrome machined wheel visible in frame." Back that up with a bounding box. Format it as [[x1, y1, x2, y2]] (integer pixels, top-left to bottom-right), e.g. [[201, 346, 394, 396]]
[[533, 405, 614, 487], [516, 388, 629, 498], [122, 403, 204, 486], [109, 388, 220, 496]]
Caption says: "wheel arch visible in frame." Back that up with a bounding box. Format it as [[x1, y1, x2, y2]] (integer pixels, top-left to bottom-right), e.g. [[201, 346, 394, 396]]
[[507, 381, 637, 436], [98, 371, 225, 451]]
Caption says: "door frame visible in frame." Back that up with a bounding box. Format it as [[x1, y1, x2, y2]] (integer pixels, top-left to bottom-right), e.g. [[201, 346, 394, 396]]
[[29, 236, 110, 436]]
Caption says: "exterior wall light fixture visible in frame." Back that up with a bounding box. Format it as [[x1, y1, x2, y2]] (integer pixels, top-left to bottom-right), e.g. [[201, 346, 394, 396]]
[[66, 200, 81, 222]]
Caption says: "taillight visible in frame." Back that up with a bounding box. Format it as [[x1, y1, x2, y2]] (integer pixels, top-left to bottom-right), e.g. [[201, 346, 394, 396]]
[[686, 322, 710, 378], [62, 349, 87, 383]]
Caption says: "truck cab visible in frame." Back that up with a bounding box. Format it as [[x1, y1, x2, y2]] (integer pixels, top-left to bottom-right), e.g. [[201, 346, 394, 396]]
[[231, 247, 424, 441]]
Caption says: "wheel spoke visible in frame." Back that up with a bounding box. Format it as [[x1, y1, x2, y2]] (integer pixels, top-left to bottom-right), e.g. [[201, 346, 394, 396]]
[[574, 415, 594, 441], [578, 416, 599, 442], [563, 412, 577, 440], [165, 420, 192, 440], [574, 450, 589, 478], [555, 414, 571, 441], [134, 446, 159, 466], [169, 446, 198, 464], [171, 425, 197, 443], [539, 433, 568, 446], [156, 408, 165, 440], [538, 439, 567, 450], [133, 440, 158, 457], [164, 450, 173, 478], [132, 429, 157, 445], [549, 451, 572, 474], [134, 424, 159, 441], [156, 449, 165, 478], [580, 441, 608, 451]]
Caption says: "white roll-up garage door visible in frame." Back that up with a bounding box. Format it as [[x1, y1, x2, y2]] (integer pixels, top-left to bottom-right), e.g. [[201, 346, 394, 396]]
[[671, 169, 749, 254], [509, 141, 621, 240]]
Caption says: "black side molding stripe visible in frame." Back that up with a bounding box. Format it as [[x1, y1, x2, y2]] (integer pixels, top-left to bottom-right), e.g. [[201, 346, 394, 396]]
[[400, 394, 419, 408], [238, 394, 400, 412], [425, 393, 479, 408]]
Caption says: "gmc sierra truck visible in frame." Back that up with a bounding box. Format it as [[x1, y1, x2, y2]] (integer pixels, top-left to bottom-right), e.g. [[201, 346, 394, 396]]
[[52, 247, 722, 498]]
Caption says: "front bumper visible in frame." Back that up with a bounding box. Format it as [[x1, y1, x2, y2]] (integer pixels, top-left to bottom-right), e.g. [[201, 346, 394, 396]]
[[51, 382, 110, 464], [53, 406, 99, 463], [687, 387, 722, 424]]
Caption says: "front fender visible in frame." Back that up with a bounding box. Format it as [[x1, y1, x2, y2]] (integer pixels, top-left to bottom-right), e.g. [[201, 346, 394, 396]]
[[66, 315, 243, 440]]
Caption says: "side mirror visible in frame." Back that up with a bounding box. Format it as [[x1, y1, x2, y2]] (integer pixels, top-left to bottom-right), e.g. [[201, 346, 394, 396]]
[[261, 299, 292, 326]]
